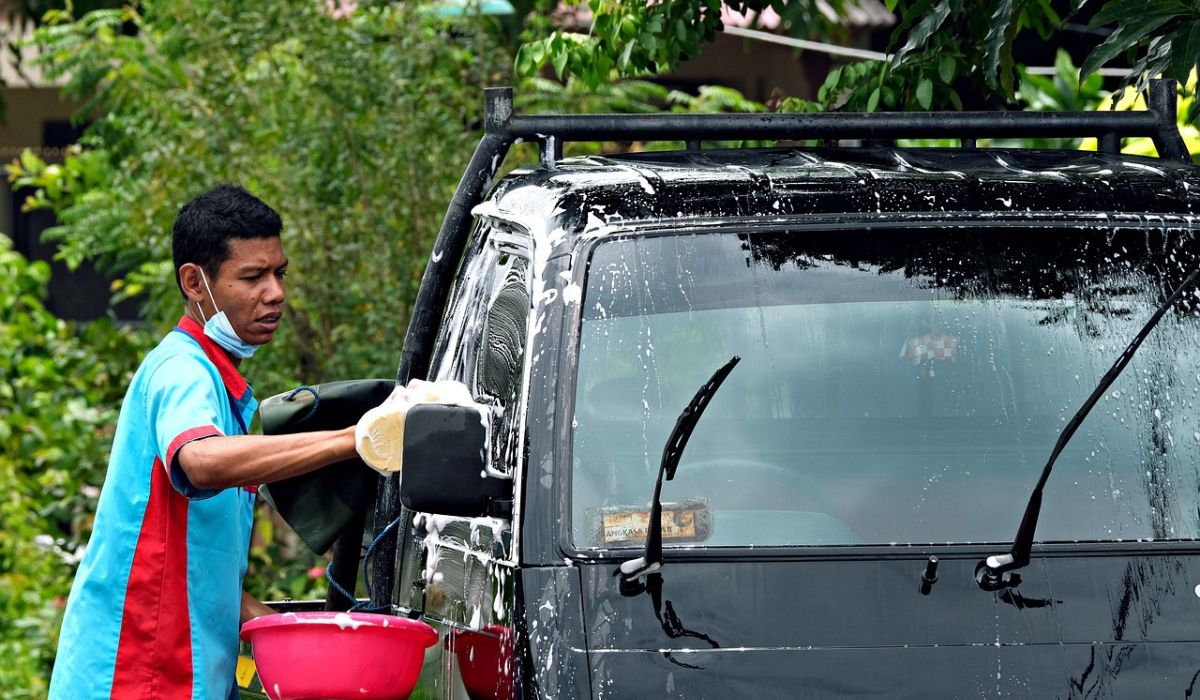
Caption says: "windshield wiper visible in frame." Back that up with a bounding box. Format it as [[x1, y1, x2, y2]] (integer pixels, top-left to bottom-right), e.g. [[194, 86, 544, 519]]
[[618, 355, 740, 590], [977, 266, 1200, 590]]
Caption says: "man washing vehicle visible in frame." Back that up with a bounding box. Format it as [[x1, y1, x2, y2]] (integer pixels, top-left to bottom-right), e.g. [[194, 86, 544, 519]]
[[49, 185, 358, 700]]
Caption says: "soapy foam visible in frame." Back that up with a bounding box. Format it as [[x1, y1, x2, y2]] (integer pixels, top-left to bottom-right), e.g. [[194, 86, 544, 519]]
[[288, 613, 374, 629], [333, 612, 366, 630]]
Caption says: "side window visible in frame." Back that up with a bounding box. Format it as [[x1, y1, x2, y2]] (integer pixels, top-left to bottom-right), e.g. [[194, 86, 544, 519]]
[[430, 222, 531, 473], [472, 254, 529, 406]]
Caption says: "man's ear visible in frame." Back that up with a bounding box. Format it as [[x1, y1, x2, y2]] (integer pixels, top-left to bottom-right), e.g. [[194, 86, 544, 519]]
[[178, 263, 207, 306]]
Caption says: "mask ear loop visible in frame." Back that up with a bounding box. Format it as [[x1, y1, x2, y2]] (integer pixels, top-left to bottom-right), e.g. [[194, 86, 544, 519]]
[[195, 267, 219, 323]]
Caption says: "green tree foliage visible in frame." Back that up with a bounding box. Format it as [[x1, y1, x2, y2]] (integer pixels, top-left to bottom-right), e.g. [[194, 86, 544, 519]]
[[517, 0, 849, 89], [1082, 0, 1200, 91], [0, 1, 127, 121], [14, 0, 505, 390], [3, 3, 508, 695], [517, 0, 1200, 113], [0, 236, 154, 698]]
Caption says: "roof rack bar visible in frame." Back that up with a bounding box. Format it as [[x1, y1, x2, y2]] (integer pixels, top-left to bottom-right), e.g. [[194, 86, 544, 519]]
[[539, 134, 562, 169], [1099, 132, 1120, 155], [480, 81, 1190, 162], [1148, 79, 1189, 161], [499, 110, 1167, 143]]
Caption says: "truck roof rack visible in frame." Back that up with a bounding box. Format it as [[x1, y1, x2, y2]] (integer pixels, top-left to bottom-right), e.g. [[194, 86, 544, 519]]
[[487, 80, 1189, 167], [365, 80, 1194, 610]]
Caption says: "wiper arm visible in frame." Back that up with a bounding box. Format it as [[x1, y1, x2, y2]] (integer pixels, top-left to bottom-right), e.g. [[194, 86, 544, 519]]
[[978, 267, 1200, 590], [618, 356, 740, 588]]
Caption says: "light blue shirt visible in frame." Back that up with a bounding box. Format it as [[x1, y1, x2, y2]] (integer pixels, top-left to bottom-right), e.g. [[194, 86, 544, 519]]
[[50, 315, 257, 700]]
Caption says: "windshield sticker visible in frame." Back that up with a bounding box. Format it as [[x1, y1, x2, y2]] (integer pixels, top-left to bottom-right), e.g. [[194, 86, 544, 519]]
[[588, 500, 713, 548], [900, 333, 959, 376], [900, 333, 958, 365]]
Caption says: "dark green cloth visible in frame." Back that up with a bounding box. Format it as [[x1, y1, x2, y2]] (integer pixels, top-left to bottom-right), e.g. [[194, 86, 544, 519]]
[[259, 379, 395, 554]]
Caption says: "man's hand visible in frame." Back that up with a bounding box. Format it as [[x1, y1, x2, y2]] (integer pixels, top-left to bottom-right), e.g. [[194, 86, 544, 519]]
[[240, 591, 276, 625]]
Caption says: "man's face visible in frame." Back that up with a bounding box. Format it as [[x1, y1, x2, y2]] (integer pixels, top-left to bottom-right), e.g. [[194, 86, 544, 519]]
[[206, 237, 288, 345]]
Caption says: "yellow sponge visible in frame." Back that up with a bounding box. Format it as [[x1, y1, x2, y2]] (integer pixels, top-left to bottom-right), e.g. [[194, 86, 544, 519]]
[[354, 379, 477, 475]]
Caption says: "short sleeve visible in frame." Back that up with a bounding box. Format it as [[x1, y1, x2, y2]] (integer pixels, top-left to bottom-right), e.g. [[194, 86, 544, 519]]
[[145, 354, 226, 499]]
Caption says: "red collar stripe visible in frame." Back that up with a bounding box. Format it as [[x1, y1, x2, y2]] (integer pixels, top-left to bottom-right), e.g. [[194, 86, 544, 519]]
[[173, 316, 250, 402]]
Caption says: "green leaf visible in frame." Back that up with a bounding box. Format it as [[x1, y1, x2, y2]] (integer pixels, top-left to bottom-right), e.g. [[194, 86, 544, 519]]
[[916, 78, 933, 109], [619, 16, 637, 41], [1080, 14, 1176, 79], [1024, 0, 1062, 40], [1167, 19, 1200, 82], [882, 85, 899, 108], [1016, 70, 1060, 110], [515, 44, 535, 77], [867, 87, 881, 112], [1080, 70, 1105, 97], [948, 87, 964, 111], [1186, 95, 1200, 125], [593, 12, 612, 41], [1091, 0, 1185, 28], [618, 40, 635, 72], [1054, 47, 1077, 91], [595, 49, 614, 80], [528, 40, 546, 66], [891, 0, 952, 68], [982, 0, 1014, 90], [886, 0, 936, 48], [938, 55, 956, 84], [818, 67, 842, 103], [551, 47, 569, 79], [19, 149, 43, 174]]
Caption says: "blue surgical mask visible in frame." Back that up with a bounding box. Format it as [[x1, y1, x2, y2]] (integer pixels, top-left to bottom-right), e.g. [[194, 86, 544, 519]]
[[196, 269, 261, 359]]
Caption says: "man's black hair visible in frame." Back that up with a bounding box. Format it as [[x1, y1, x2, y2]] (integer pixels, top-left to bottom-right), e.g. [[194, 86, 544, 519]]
[[171, 184, 283, 299]]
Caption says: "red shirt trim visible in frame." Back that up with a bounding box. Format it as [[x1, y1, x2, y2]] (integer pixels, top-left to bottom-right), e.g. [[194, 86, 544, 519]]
[[173, 316, 250, 402], [173, 317, 257, 495], [165, 424, 223, 470], [110, 458, 193, 698]]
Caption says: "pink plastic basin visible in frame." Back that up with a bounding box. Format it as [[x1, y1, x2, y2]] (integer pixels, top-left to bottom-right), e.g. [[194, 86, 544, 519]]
[[241, 612, 437, 700]]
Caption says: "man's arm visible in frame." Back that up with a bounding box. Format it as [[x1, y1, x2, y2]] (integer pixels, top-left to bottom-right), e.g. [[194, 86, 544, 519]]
[[241, 590, 276, 624], [177, 425, 357, 490]]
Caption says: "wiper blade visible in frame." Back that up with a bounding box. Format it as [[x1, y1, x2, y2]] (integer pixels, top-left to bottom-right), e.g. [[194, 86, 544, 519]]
[[618, 355, 740, 587], [978, 267, 1200, 590]]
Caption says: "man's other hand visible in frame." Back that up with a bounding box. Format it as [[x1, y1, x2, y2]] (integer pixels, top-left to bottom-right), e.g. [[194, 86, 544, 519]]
[[240, 591, 276, 624]]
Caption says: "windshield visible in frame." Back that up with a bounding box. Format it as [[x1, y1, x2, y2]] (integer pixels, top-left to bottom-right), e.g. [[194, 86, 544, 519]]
[[569, 226, 1200, 549]]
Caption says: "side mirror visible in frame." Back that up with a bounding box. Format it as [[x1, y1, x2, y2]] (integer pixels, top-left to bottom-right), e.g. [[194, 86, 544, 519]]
[[400, 403, 513, 518]]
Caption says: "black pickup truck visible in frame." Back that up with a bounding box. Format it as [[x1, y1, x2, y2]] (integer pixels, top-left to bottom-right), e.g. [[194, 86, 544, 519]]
[[246, 80, 1200, 699]]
